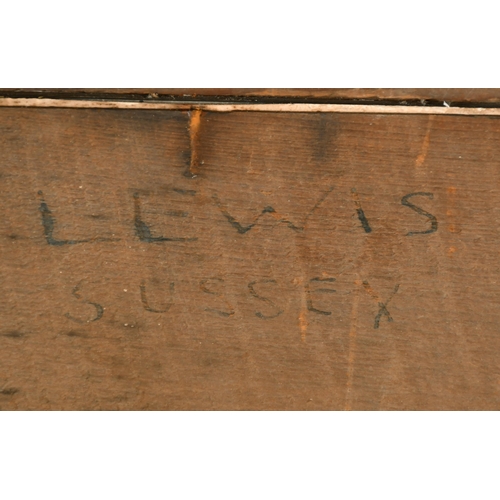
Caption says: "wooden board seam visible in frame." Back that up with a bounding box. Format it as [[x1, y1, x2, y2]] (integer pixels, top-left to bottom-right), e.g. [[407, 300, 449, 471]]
[[2, 98, 500, 116]]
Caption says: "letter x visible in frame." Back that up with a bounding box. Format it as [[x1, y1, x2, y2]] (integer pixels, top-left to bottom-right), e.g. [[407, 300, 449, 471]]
[[362, 281, 400, 329]]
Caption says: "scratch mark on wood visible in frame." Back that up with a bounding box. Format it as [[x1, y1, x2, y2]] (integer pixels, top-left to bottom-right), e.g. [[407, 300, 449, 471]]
[[345, 278, 361, 410], [299, 308, 308, 342], [447, 186, 460, 234], [185, 109, 202, 178], [304, 186, 334, 227], [415, 115, 434, 167]]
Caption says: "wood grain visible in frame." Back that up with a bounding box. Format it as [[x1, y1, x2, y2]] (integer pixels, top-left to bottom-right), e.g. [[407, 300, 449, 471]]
[[1, 106, 500, 409]]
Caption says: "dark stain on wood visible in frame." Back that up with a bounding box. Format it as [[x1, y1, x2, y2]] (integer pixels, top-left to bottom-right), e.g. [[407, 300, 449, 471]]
[[0, 388, 19, 396]]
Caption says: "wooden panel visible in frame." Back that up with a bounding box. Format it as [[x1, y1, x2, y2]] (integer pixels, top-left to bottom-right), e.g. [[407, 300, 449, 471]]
[[2, 88, 500, 104], [1, 107, 500, 409]]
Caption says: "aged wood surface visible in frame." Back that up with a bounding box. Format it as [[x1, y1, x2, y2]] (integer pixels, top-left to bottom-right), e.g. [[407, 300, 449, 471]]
[[1, 106, 500, 410], [2, 89, 500, 105]]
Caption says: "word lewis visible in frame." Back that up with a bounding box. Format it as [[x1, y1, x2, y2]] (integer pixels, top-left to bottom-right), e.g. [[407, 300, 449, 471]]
[[35, 188, 439, 245]]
